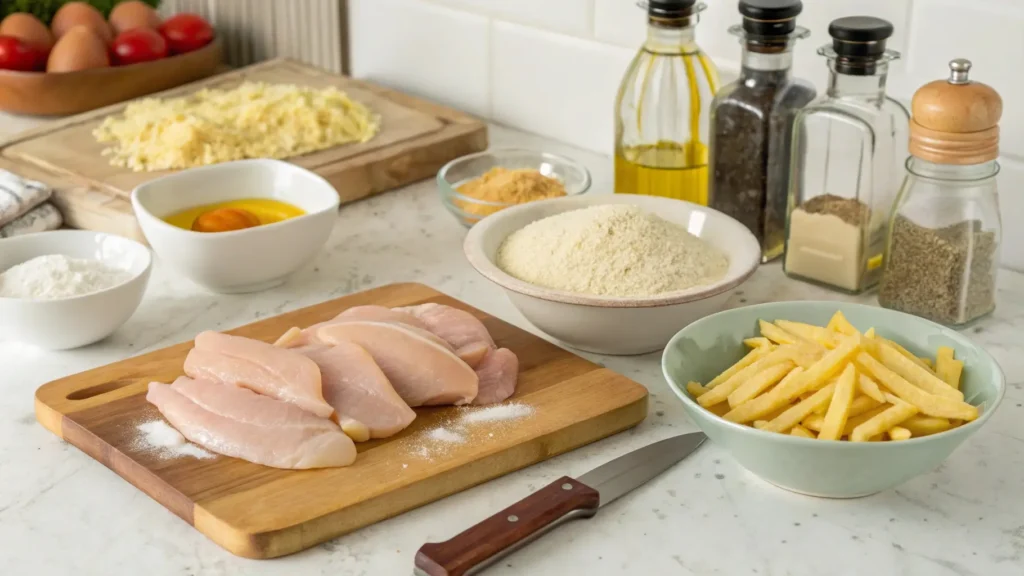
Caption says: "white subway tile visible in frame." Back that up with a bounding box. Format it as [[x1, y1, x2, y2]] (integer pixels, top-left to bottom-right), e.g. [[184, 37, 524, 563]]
[[593, 0, 647, 48], [997, 157, 1024, 272], [902, 0, 1024, 157], [430, 0, 594, 36], [490, 21, 635, 155], [349, 0, 490, 117]]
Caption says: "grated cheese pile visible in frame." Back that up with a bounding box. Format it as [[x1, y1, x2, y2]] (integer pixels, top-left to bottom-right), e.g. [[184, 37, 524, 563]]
[[93, 82, 381, 172], [496, 205, 729, 297]]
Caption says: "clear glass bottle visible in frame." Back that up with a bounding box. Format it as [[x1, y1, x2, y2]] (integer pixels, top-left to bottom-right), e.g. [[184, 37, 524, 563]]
[[879, 59, 1003, 326], [783, 17, 909, 293], [614, 0, 719, 205], [708, 0, 815, 263]]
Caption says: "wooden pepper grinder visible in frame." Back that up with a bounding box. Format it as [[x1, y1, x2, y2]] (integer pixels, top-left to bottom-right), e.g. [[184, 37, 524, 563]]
[[879, 58, 1004, 326]]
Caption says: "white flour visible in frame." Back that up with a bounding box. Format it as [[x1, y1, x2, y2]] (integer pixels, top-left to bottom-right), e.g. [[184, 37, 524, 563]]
[[133, 420, 215, 460], [0, 254, 132, 300], [496, 204, 729, 297], [427, 427, 465, 444], [459, 403, 534, 424]]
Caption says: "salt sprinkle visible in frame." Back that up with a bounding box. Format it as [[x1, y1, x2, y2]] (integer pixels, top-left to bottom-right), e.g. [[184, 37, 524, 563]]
[[460, 403, 535, 424], [134, 420, 215, 460], [427, 428, 465, 444]]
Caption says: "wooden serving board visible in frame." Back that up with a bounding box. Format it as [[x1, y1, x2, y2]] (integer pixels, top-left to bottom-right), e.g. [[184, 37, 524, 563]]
[[0, 59, 487, 241], [34, 283, 648, 559]]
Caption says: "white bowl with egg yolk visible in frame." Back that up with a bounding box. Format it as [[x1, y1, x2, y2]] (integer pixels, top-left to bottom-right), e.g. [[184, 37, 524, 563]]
[[464, 194, 762, 355], [132, 159, 340, 294]]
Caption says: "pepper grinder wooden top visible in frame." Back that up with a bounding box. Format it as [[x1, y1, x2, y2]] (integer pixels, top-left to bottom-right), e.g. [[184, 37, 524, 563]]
[[909, 59, 1003, 165]]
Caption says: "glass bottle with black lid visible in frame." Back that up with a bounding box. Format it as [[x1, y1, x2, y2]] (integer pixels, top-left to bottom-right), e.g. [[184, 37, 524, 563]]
[[783, 17, 910, 293], [708, 0, 815, 263]]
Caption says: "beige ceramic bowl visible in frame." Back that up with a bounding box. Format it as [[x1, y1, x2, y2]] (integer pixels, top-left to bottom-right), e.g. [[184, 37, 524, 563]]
[[464, 194, 761, 355]]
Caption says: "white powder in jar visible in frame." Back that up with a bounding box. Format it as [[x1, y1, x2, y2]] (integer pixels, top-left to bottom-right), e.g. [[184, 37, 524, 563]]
[[495, 205, 729, 297], [0, 254, 132, 300]]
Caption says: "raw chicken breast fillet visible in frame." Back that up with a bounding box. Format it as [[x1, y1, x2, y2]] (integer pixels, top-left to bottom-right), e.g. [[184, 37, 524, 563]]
[[315, 321, 478, 406], [295, 342, 416, 441], [185, 331, 333, 418], [147, 377, 356, 469]]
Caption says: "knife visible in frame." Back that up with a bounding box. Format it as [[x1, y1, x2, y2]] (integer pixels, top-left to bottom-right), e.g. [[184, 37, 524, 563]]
[[414, 432, 707, 576]]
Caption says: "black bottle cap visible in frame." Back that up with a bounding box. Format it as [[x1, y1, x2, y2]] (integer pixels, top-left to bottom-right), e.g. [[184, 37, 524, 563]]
[[647, 0, 698, 19], [739, 0, 802, 36], [829, 16, 894, 58]]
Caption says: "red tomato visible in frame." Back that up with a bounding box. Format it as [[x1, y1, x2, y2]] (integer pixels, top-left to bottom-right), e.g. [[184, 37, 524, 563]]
[[158, 13, 213, 54], [111, 28, 168, 65], [0, 35, 45, 71]]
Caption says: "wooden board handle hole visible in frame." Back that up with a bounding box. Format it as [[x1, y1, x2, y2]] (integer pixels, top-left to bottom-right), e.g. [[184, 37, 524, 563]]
[[66, 379, 136, 401]]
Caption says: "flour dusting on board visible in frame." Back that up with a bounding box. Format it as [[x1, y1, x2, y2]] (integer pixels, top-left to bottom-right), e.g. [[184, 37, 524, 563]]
[[133, 420, 215, 460], [459, 403, 534, 424], [406, 403, 537, 460]]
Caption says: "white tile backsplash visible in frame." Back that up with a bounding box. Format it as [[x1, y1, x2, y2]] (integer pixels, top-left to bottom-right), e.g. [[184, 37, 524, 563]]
[[347, 0, 1024, 271]]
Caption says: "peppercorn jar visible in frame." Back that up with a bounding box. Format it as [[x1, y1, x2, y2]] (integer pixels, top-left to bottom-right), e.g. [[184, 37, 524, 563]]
[[879, 59, 1003, 326], [783, 17, 909, 293], [708, 0, 815, 263]]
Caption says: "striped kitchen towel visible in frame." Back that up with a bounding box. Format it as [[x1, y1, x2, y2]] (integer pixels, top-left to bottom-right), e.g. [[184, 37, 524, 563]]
[[0, 169, 51, 227], [0, 202, 63, 238]]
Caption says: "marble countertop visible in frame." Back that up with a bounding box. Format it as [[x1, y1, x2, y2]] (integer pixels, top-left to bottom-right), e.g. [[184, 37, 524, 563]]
[[1, 124, 1023, 576]]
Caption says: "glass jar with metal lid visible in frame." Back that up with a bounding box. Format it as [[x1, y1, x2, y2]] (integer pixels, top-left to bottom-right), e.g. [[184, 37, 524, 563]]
[[879, 59, 1003, 326], [783, 16, 910, 293], [708, 0, 815, 263]]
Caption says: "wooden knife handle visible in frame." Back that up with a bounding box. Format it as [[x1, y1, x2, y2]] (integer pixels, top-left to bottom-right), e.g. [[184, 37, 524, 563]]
[[414, 476, 600, 576]]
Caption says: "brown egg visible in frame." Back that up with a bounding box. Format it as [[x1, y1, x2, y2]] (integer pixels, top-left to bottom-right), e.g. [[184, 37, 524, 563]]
[[0, 13, 54, 50], [46, 26, 110, 72], [192, 208, 261, 233], [51, 2, 112, 42], [109, 1, 162, 34]]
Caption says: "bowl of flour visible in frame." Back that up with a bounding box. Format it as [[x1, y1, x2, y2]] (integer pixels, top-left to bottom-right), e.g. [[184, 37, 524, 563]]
[[0, 230, 151, 349], [464, 195, 760, 355]]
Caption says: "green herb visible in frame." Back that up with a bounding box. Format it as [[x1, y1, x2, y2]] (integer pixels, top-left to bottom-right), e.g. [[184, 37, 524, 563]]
[[0, 0, 161, 26]]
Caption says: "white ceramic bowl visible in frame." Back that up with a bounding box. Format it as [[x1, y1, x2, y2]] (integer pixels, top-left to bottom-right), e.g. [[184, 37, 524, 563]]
[[464, 194, 761, 355], [132, 159, 340, 294], [0, 230, 152, 350]]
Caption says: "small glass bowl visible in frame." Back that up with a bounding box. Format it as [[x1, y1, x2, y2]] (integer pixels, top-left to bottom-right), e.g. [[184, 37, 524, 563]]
[[437, 148, 592, 227]]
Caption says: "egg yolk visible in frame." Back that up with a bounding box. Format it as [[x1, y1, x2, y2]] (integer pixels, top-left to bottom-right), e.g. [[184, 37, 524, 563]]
[[164, 199, 305, 233]]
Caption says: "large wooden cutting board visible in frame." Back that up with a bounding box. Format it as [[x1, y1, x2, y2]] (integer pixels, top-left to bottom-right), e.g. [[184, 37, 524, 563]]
[[0, 59, 487, 241], [34, 283, 649, 559]]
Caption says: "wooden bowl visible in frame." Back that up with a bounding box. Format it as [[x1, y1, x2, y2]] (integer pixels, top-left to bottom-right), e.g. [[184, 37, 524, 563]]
[[0, 37, 223, 116]]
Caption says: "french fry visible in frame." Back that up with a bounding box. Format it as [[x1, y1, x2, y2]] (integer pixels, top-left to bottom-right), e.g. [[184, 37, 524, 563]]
[[851, 396, 918, 442], [759, 319, 808, 346], [864, 327, 876, 338], [868, 338, 964, 401], [699, 347, 795, 407], [856, 373, 886, 403], [705, 346, 772, 390], [802, 413, 824, 432], [841, 406, 889, 437], [922, 358, 934, 369], [901, 415, 951, 437], [856, 352, 977, 421], [950, 419, 964, 428], [764, 382, 836, 433], [775, 320, 839, 349], [888, 426, 912, 441], [884, 338, 935, 373], [744, 337, 773, 349], [935, 346, 964, 390], [754, 420, 769, 429], [848, 395, 884, 418], [790, 425, 816, 438], [827, 310, 859, 336], [707, 401, 731, 417], [728, 362, 797, 407], [686, 381, 707, 398], [818, 364, 857, 440]]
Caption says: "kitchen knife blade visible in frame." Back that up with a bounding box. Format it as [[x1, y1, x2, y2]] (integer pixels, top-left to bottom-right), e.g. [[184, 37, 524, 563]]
[[413, 432, 707, 576]]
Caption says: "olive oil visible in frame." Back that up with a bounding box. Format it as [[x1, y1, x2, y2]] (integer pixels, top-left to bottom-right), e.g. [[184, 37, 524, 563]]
[[615, 141, 708, 204]]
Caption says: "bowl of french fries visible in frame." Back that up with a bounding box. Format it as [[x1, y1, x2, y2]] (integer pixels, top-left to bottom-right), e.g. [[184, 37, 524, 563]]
[[662, 301, 1004, 498]]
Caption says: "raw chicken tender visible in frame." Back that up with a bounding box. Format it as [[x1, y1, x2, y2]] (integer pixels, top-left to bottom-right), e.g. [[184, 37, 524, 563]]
[[472, 348, 520, 405]]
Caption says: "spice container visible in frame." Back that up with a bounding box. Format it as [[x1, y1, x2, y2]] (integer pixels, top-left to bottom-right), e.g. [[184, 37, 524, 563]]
[[783, 17, 909, 293], [879, 59, 1003, 326], [708, 0, 814, 263], [614, 0, 719, 205]]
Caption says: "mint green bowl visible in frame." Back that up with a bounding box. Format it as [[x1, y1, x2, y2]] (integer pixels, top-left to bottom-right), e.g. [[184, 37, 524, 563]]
[[662, 301, 1005, 498]]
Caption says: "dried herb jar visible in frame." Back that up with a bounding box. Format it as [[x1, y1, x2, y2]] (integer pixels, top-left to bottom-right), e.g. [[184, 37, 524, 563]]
[[707, 0, 814, 263], [783, 17, 909, 293], [879, 59, 1003, 326]]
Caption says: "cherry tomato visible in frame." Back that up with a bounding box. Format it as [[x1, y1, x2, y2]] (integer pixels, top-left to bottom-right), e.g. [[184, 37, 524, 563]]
[[111, 28, 168, 66], [158, 13, 213, 54], [0, 35, 45, 71]]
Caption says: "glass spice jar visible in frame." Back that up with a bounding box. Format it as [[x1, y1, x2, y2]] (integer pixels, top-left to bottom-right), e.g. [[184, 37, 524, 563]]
[[783, 17, 910, 293], [879, 59, 1003, 326], [614, 0, 719, 205], [708, 0, 815, 263]]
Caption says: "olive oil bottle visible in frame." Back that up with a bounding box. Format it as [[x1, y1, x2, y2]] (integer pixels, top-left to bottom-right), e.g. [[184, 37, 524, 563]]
[[614, 0, 719, 205]]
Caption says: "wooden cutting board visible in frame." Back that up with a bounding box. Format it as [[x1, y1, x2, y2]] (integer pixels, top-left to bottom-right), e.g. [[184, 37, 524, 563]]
[[34, 283, 649, 559], [0, 59, 487, 241]]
